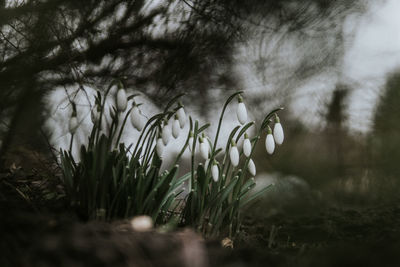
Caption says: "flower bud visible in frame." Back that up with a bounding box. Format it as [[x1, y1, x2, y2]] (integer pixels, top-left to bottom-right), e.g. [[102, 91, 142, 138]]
[[230, 140, 239, 167], [162, 122, 171, 145], [200, 137, 209, 160], [265, 126, 275, 155], [188, 131, 194, 152], [236, 95, 247, 125], [243, 133, 251, 157], [172, 116, 180, 139], [273, 115, 284, 145], [116, 88, 127, 112], [177, 106, 186, 128], [90, 107, 100, 124], [248, 158, 256, 176], [130, 105, 145, 131], [212, 162, 219, 182], [156, 138, 164, 158], [69, 116, 78, 134]]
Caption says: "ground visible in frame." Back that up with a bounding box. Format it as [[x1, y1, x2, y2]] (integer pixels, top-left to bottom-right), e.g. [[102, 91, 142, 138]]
[[1, 167, 400, 267]]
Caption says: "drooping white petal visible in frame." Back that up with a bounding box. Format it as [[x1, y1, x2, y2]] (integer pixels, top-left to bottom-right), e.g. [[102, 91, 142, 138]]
[[162, 124, 171, 145], [177, 107, 186, 128], [116, 89, 127, 112], [69, 116, 78, 134], [137, 114, 146, 131], [236, 102, 247, 125], [130, 106, 144, 131], [200, 141, 209, 160], [273, 122, 284, 145], [188, 136, 194, 152], [172, 118, 180, 138], [230, 146, 239, 167], [248, 158, 256, 176], [243, 138, 251, 157], [156, 138, 164, 158], [212, 164, 219, 182], [265, 134, 275, 154]]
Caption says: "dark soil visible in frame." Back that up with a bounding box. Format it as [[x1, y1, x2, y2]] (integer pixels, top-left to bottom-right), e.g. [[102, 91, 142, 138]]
[[2, 168, 400, 267]]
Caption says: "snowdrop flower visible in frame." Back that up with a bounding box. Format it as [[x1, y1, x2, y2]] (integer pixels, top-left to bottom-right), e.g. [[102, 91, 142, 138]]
[[248, 158, 256, 176], [130, 104, 145, 131], [212, 161, 219, 182], [273, 114, 284, 145], [116, 87, 127, 112], [199, 135, 209, 160], [172, 115, 180, 139], [188, 131, 194, 152], [230, 140, 239, 167], [162, 121, 171, 145], [156, 137, 164, 158], [265, 126, 275, 155], [69, 115, 78, 134], [90, 106, 100, 124], [69, 105, 78, 134], [243, 133, 251, 157], [236, 95, 247, 125], [177, 104, 186, 128]]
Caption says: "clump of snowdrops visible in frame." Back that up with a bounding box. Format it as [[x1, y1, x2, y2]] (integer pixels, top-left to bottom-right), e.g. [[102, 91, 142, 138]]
[[60, 81, 284, 237]]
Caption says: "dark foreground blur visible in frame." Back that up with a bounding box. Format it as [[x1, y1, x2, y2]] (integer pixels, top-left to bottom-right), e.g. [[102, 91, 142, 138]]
[[2, 164, 400, 267]]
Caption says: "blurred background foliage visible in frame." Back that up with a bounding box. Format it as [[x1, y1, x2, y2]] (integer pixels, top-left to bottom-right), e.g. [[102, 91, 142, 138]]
[[2, 0, 400, 206]]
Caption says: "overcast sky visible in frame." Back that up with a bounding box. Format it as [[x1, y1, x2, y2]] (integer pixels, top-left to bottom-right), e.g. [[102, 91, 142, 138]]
[[344, 0, 400, 132]]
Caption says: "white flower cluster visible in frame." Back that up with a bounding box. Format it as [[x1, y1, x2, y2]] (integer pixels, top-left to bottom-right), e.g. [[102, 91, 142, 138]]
[[155, 104, 187, 158], [68, 88, 284, 184]]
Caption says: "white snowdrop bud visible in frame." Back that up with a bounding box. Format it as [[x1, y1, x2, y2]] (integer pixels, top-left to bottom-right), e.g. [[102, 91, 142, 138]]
[[273, 115, 284, 145], [188, 131, 194, 152], [137, 114, 146, 131], [156, 138, 164, 158], [248, 158, 256, 176], [90, 107, 100, 124], [116, 88, 127, 112], [200, 137, 209, 160], [243, 133, 251, 157], [212, 162, 219, 182], [162, 122, 171, 145], [172, 116, 180, 139], [130, 105, 145, 131], [230, 140, 240, 167], [130, 215, 153, 232], [265, 126, 275, 155], [69, 116, 78, 134], [177, 106, 186, 128], [236, 95, 247, 125]]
